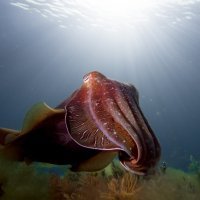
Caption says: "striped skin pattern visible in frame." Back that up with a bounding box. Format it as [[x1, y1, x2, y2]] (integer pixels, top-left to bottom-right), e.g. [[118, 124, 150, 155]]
[[65, 71, 161, 175]]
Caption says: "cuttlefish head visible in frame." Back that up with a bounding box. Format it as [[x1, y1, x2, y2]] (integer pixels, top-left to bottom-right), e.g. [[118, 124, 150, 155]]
[[65, 71, 161, 175]]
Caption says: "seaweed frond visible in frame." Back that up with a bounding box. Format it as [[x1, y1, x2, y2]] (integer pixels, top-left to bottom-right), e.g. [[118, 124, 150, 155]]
[[0, 157, 49, 200], [101, 172, 140, 200], [49, 173, 79, 200], [110, 161, 125, 179], [71, 173, 107, 200]]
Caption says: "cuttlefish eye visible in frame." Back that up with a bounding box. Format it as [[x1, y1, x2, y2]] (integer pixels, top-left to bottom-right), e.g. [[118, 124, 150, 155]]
[[83, 73, 91, 83], [83, 71, 106, 84]]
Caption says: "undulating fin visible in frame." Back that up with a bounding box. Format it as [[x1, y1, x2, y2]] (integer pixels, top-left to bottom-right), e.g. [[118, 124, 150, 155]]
[[0, 128, 24, 161], [21, 102, 65, 135], [0, 143, 24, 161], [0, 102, 64, 162], [0, 128, 20, 145], [73, 151, 117, 172]]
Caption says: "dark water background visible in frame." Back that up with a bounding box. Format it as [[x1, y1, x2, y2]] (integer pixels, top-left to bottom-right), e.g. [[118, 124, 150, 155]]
[[0, 0, 200, 171]]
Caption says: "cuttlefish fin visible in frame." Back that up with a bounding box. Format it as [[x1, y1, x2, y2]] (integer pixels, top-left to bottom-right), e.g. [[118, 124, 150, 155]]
[[72, 151, 117, 172], [21, 102, 65, 135], [0, 102, 65, 144], [0, 128, 20, 145], [0, 102, 65, 161], [0, 128, 22, 160]]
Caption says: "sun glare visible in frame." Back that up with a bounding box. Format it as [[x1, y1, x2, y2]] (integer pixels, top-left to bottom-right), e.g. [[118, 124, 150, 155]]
[[88, 0, 157, 16], [10, 0, 199, 30], [86, 1, 155, 16], [77, 0, 163, 30]]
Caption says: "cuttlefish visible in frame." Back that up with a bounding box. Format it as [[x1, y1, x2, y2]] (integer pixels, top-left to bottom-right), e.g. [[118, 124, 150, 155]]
[[0, 71, 160, 175]]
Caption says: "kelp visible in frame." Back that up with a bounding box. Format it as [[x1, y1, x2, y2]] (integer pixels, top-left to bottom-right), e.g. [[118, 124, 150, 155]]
[[0, 157, 200, 200], [101, 173, 140, 200], [49, 166, 200, 200], [0, 158, 49, 200], [137, 168, 200, 200], [188, 155, 200, 183]]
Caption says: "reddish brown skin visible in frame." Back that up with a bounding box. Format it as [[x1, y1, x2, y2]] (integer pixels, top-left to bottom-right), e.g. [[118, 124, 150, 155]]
[[65, 71, 161, 174], [2, 71, 161, 175]]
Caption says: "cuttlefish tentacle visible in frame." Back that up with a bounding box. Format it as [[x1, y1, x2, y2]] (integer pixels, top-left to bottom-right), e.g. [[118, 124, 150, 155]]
[[89, 78, 143, 160], [115, 82, 161, 173], [103, 81, 143, 159]]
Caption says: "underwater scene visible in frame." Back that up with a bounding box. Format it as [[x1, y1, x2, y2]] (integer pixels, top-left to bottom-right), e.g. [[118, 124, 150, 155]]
[[0, 0, 200, 199]]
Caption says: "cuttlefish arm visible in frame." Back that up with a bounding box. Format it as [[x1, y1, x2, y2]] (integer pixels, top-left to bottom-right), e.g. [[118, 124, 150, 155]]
[[65, 71, 161, 175], [114, 82, 161, 174]]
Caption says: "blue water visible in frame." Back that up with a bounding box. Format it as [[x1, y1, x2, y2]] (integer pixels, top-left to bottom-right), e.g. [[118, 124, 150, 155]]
[[0, 0, 200, 171]]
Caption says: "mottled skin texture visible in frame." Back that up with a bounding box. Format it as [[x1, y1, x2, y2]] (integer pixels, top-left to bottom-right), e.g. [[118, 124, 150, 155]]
[[0, 71, 161, 175]]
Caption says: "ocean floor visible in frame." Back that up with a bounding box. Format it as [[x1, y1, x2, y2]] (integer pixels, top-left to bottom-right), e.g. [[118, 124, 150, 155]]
[[0, 158, 200, 200]]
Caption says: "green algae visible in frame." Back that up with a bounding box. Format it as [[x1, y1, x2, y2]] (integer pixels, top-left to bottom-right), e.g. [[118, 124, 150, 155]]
[[0, 158, 49, 200], [0, 157, 200, 200]]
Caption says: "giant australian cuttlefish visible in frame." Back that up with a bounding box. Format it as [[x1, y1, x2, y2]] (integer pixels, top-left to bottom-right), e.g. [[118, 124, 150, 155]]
[[0, 71, 161, 175]]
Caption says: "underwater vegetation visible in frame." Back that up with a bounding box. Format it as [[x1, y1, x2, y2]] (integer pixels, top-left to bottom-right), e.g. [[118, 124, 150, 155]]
[[48, 166, 200, 200], [0, 157, 200, 200], [188, 155, 200, 182], [0, 158, 49, 200]]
